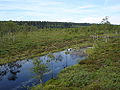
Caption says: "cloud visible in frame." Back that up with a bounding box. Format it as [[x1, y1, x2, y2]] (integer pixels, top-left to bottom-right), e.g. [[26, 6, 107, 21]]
[[104, 4, 120, 13], [0, 0, 62, 10], [0, 0, 120, 24], [79, 16, 104, 23], [78, 15, 120, 25], [109, 15, 120, 24], [79, 5, 96, 9]]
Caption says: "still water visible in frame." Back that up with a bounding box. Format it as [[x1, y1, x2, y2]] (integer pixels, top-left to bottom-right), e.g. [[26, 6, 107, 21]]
[[0, 48, 87, 90]]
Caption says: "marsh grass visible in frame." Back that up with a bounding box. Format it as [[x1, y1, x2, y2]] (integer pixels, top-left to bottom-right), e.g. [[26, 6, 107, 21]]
[[1, 24, 120, 64], [32, 35, 120, 90]]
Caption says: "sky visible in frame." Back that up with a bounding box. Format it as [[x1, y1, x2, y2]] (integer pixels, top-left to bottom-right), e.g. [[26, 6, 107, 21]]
[[0, 0, 120, 24]]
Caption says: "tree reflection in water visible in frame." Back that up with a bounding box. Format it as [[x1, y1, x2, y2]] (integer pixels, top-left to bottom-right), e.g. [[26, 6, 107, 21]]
[[0, 61, 22, 81], [47, 53, 55, 79], [31, 58, 48, 89]]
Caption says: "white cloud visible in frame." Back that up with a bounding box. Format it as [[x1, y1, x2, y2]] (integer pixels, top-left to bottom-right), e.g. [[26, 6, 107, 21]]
[[104, 4, 120, 13], [78, 15, 120, 24], [79, 5, 96, 9], [79, 16, 103, 23], [0, 0, 120, 24], [109, 15, 120, 24]]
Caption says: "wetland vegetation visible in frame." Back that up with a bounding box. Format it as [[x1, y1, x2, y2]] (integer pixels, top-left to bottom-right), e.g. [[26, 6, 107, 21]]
[[0, 18, 120, 90]]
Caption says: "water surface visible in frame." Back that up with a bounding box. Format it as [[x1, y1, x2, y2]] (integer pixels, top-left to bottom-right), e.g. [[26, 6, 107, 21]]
[[0, 48, 87, 90]]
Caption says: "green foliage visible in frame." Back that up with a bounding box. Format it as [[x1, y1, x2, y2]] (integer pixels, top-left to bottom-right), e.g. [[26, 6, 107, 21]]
[[14, 21, 91, 29], [0, 20, 120, 90], [33, 35, 120, 90], [0, 21, 120, 65], [0, 22, 93, 64], [31, 58, 48, 81]]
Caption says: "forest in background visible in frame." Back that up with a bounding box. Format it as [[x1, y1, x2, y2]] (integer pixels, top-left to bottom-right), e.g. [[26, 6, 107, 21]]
[[1, 21, 91, 29]]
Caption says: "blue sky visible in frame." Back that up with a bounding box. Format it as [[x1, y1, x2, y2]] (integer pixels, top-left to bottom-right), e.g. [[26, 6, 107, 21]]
[[0, 0, 120, 24]]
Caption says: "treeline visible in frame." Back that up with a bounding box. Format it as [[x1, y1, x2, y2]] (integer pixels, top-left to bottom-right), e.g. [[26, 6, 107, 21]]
[[0, 21, 120, 37], [0, 21, 92, 38], [1, 21, 91, 29]]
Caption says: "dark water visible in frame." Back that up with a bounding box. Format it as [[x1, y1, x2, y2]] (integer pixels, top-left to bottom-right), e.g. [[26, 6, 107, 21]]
[[0, 48, 87, 90]]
